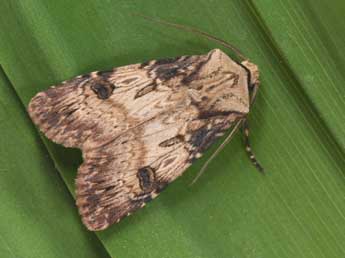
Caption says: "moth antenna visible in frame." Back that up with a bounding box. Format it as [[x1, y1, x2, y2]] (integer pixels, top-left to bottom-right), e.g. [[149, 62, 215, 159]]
[[242, 119, 264, 172], [190, 119, 244, 186], [134, 13, 248, 61]]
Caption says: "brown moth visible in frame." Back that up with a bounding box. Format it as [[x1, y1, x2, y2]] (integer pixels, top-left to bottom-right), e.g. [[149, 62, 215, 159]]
[[28, 49, 260, 231], [28, 21, 262, 231]]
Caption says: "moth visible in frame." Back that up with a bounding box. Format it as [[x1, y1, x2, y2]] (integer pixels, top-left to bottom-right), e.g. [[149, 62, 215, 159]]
[[28, 20, 262, 231]]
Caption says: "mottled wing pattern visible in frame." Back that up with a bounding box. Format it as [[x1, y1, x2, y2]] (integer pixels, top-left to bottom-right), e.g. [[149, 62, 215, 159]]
[[28, 49, 252, 230]]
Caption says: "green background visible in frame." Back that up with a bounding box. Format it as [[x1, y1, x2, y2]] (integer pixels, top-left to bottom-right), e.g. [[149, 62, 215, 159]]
[[0, 0, 344, 257]]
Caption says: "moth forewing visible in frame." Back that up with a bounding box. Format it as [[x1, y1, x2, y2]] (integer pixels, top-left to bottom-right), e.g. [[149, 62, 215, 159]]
[[28, 48, 260, 231]]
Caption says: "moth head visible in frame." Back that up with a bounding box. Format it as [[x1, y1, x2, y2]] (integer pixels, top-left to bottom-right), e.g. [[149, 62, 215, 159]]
[[241, 60, 259, 87], [240, 60, 260, 104]]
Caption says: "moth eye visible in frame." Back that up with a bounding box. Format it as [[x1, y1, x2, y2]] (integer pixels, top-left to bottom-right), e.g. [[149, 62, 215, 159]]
[[137, 166, 156, 192], [91, 82, 115, 99]]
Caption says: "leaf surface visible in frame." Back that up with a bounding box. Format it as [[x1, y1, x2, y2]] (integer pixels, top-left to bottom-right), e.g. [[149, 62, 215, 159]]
[[0, 0, 344, 257]]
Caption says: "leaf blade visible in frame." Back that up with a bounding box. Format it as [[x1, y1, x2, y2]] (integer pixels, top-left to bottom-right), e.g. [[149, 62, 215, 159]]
[[0, 0, 344, 257]]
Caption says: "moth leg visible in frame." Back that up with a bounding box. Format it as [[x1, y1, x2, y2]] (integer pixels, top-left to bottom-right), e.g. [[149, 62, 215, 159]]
[[242, 119, 264, 172]]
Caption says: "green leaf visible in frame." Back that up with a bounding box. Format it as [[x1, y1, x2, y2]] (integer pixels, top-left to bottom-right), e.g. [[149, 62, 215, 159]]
[[0, 0, 344, 257], [251, 0, 345, 150]]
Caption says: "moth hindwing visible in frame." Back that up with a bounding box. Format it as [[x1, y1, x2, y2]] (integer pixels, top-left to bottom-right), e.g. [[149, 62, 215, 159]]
[[28, 49, 260, 231]]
